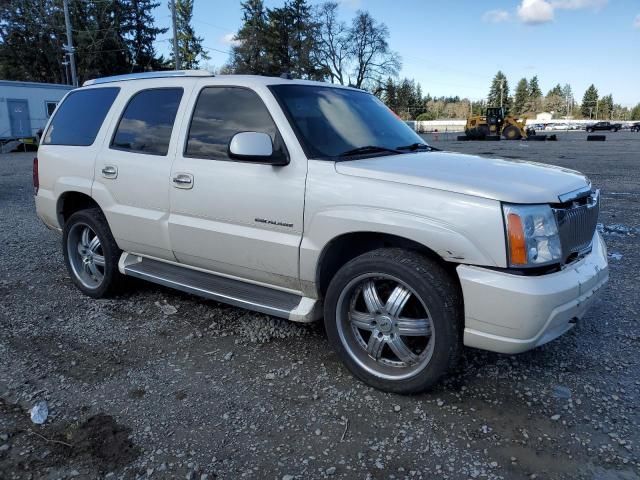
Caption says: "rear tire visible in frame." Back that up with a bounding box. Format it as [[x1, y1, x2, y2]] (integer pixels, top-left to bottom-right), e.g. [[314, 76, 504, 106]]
[[465, 125, 489, 140], [62, 208, 123, 298], [323, 248, 462, 394]]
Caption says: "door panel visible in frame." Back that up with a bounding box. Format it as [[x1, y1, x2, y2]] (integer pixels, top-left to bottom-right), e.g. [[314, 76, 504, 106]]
[[7, 99, 31, 137], [93, 85, 188, 260], [168, 86, 306, 290]]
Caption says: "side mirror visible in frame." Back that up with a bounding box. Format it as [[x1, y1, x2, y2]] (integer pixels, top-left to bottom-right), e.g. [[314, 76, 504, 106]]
[[228, 132, 287, 165]]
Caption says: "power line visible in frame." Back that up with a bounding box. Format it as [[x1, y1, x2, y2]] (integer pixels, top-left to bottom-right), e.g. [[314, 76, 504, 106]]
[[202, 45, 233, 56], [192, 18, 234, 32]]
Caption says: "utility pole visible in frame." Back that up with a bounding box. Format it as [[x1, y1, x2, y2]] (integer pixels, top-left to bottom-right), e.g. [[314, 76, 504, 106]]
[[62, 0, 78, 86], [170, 0, 181, 70], [61, 58, 69, 85], [500, 79, 504, 109]]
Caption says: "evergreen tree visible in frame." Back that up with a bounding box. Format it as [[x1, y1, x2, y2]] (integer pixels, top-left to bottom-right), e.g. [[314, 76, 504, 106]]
[[526, 76, 542, 113], [287, 0, 325, 79], [599, 94, 614, 120], [171, 0, 209, 69], [229, 0, 324, 79], [544, 83, 565, 116], [547, 84, 563, 97], [631, 103, 640, 121], [383, 77, 398, 112], [263, 0, 325, 79], [0, 0, 167, 83], [0, 1, 65, 83], [487, 71, 510, 109], [228, 0, 269, 75], [513, 78, 529, 115], [123, 0, 168, 71], [581, 84, 599, 118]]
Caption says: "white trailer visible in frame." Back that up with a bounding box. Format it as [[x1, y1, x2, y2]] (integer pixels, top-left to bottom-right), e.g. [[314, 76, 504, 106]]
[[0, 80, 73, 141]]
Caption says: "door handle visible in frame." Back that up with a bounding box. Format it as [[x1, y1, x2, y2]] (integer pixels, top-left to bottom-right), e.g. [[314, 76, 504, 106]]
[[172, 173, 193, 189], [101, 165, 118, 179]]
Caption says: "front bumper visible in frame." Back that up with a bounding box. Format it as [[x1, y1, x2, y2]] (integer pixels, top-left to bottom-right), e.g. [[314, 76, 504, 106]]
[[458, 232, 608, 354]]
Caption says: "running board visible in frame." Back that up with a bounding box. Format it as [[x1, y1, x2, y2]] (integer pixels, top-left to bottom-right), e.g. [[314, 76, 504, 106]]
[[119, 253, 319, 322]]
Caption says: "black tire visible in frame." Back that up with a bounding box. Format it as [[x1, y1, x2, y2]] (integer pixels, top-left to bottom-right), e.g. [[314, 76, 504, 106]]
[[503, 125, 521, 140], [612, 127, 618, 132], [465, 125, 489, 140], [586, 128, 593, 133], [62, 208, 123, 298], [323, 248, 462, 394]]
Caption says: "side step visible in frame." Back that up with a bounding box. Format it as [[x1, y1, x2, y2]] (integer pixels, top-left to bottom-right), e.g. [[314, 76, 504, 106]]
[[119, 254, 318, 322]]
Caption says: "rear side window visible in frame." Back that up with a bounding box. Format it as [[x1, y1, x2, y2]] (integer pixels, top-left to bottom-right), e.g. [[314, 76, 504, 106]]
[[43, 87, 119, 146], [185, 87, 282, 160], [111, 88, 183, 156]]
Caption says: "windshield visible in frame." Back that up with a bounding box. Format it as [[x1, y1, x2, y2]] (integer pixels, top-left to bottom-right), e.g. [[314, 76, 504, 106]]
[[269, 84, 426, 159]]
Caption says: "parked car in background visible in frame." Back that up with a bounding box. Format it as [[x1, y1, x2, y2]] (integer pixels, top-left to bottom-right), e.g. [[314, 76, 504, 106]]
[[547, 123, 569, 131], [630, 122, 640, 132], [34, 71, 609, 394], [586, 121, 622, 133], [528, 123, 546, 131]]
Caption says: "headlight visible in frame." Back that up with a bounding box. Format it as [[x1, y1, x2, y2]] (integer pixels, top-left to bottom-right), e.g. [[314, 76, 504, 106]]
[[503, 204, 562, 267]]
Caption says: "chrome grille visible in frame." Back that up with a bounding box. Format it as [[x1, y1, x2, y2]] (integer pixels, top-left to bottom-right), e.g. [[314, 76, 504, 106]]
[[553, 189, 600, 263]]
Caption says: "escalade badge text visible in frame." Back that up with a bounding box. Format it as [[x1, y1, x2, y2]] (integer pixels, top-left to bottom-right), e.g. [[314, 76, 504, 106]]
[[255, 218, 294, 228]]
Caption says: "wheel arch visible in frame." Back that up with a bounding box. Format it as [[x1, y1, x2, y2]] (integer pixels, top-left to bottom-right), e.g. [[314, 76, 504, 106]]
[[315, 231, 459, 299], [56, 191, 102, 227]]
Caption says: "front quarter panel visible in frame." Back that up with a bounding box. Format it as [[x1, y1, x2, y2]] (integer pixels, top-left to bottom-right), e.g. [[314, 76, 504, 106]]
[[300, 160, 507, 287]]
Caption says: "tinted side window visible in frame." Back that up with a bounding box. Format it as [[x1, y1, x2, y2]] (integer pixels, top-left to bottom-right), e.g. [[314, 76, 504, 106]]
[[186, 87, 282, 160], [45, 101, 58, 118], [111, 88, 183, 156], [43, 88, 119, 146]]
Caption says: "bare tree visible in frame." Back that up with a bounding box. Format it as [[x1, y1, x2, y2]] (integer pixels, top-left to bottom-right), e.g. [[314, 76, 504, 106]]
[[316, 2, 350, 84], [349, 11, 400, 89]]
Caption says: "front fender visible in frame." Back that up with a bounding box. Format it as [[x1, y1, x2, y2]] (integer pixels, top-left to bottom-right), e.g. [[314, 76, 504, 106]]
[[299, 205, 507, 285]]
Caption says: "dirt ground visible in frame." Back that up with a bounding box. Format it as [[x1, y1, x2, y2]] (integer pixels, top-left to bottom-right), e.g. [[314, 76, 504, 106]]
[[0, 131, 639, 480]]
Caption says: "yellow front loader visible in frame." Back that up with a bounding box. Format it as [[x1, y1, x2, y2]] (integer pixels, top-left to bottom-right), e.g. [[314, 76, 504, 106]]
[[465, 107, 530, 140]]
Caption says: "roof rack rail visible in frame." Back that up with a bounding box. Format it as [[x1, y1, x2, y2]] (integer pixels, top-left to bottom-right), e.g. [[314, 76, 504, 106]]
[[83, 70, 214, 87]]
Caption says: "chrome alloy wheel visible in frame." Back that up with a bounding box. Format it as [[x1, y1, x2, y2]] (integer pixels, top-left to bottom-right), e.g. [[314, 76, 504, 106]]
[[336, 273, 435, 381], [66, 223, 106, 289]]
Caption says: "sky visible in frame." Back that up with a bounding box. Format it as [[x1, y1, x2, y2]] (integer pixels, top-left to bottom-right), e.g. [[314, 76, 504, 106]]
[[151, 0, 640, 106]]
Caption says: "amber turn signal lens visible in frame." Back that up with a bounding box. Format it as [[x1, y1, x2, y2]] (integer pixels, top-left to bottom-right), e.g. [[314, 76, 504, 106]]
[[507, 212, 527, 265]]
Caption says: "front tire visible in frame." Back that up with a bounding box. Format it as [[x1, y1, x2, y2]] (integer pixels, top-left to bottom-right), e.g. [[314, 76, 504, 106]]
[[63, 208, 123, 298], [503, 125, 522, 140], [324, 249, 462, 394]]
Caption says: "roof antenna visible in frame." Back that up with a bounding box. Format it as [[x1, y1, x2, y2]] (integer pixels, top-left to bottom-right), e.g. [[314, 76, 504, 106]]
[[280, 72, 293, 80]]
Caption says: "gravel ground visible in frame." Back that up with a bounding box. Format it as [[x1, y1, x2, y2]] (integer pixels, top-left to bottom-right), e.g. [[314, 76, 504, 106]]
[[1, 132, 639, 480]]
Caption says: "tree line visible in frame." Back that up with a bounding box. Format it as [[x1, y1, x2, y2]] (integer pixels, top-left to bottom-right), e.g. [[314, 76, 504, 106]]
[[486, 70, 634, 121], [1, 0, 637, 120]]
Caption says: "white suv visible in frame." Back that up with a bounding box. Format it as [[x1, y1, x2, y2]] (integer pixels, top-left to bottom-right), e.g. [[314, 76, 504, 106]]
[[34, 71, 608, 393]]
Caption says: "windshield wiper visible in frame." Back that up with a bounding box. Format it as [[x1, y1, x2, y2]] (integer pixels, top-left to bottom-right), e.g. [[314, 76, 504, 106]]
[[338, 145, 403, 158], [396, 142, 440, 152]]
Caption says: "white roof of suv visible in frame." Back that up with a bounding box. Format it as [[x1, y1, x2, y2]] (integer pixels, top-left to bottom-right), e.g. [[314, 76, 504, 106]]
[[83, 69, 214, 86], [82, 70, 359, 91]]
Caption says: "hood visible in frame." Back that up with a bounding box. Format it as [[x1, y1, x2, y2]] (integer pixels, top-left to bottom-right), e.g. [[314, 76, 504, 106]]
[[334, 151, 589, 204]]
